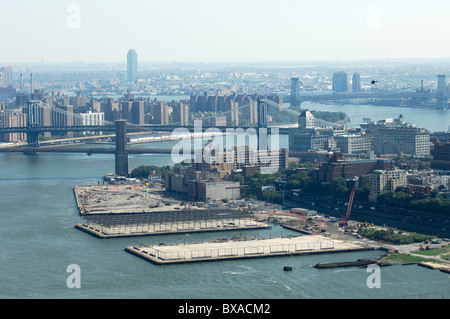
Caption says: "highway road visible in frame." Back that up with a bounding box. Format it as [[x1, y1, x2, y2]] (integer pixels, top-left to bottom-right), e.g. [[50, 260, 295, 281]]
[[284, 191, 450, 238]]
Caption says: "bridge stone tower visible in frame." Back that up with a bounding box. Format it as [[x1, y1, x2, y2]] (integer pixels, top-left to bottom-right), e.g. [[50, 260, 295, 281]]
[[257, 98, 267, 128], [257, 98, 268, 151], [26, 100, 40, 147], [115, 120, 129, 177]]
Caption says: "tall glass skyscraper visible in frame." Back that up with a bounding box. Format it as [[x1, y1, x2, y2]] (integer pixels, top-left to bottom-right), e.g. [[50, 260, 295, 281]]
[[127, 49, 138, 82], [332, 72, 348, 93]]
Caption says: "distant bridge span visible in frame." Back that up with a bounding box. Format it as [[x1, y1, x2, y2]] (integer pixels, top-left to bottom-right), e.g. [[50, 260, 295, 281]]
[[293, 91, 437, 103]]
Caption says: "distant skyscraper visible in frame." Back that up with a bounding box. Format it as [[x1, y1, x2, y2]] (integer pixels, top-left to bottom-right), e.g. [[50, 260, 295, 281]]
[[437, 75, 447, 98], [127, 49, 138, 82], [0, 66, 13, 88], [352, 73, 361, 93], [333, 72, 348, 93], [290, 77, 299, 107]]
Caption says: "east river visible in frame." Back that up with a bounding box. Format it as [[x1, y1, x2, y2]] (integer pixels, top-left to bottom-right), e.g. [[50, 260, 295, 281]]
[[0, 101, 449, 299]]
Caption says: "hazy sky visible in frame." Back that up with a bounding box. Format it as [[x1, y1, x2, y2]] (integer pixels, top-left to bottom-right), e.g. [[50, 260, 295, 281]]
[[1, 0, 449, 64]]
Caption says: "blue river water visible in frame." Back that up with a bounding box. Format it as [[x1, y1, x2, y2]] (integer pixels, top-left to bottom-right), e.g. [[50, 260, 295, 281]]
[[0, 103, 449, 299]]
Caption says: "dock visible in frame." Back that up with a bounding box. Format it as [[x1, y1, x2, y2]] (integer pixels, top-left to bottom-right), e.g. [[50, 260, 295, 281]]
[[125, 234, 371, 265], [75, 217, 270, 238], [314, 259, 378, 269]]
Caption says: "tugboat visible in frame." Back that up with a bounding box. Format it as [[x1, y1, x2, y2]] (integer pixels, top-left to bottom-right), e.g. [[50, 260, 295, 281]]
[[283, 266, 293, 271]]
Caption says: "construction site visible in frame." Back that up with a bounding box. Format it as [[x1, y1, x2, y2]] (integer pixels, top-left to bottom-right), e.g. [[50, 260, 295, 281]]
[[73, 178, 450, 272], [73, 182, 270, 238]]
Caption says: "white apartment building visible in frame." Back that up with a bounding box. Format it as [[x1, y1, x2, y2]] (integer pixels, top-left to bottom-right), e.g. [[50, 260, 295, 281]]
[[80, 111, 104, 135]]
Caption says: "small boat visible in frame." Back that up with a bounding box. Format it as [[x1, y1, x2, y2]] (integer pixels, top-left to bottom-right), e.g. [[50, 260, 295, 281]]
[[283, 266, 293, 271]]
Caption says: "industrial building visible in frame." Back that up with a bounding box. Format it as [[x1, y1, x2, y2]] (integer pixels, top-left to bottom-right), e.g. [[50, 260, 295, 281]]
[[165, 165, 240, 201]]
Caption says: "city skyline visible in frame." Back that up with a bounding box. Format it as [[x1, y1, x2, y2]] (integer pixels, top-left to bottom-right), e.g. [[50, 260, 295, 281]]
[[0, 0, 449, 64]]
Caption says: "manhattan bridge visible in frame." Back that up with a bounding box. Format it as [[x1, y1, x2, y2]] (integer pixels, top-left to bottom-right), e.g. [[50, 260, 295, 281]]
[[0, 75, 447, 176]]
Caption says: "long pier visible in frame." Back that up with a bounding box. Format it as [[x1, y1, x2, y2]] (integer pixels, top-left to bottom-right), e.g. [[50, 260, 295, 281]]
[[125, 234, 372, 265]]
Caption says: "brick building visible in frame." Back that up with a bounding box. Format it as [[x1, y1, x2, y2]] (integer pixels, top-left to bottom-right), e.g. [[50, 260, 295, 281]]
[[315, 152, 394, 182]]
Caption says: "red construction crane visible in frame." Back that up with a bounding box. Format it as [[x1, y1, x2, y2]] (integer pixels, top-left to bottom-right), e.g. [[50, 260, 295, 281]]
[[339, 184, 356, 227]]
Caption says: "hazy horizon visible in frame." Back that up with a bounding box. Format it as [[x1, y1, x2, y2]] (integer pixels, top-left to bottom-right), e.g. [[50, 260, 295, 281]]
[[1, 0, 449, 64]]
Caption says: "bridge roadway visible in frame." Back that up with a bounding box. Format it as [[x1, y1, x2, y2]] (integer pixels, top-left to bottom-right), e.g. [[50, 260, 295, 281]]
[[0, 145, 304, 157], [0, 123, 290, 134], [0, 145, 173, 155]]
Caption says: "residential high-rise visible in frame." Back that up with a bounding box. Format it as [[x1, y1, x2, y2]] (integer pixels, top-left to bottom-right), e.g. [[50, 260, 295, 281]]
[[127, 49, 138, 82], [0, 109, 27, 142], [172, 102, 189, 125], [153, 102, 169, 124], [223, 100, 239, 126], [332, 72, 348, 93], [121, 101, 133, 122], [352, 73, 361, 93], [103, 98, 120, 122], [131, 101, 144, 125], [369, 169, 407, 202]]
